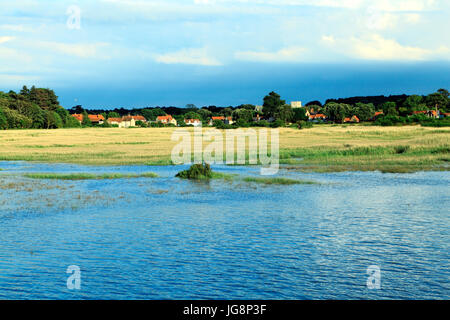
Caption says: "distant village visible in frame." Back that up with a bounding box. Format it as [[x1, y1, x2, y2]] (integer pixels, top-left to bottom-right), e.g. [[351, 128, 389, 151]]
[[71, 98, 450, 128], [1, 86, 448, 130]]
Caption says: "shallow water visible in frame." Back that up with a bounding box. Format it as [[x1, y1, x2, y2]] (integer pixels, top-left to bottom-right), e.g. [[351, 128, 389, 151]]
[[0, 161, 448, 300]]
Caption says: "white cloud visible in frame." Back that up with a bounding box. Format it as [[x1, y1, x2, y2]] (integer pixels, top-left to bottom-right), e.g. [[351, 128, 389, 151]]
[[322, 34, 449, 61], [351, 34, 430, 60], [235, 46, 306, 63], [36, 42, 110, 59], [370, 0, 436, 12], [0, 36, 15, 44], [155, 48, 222, 66], [321, 35, 335, 44]]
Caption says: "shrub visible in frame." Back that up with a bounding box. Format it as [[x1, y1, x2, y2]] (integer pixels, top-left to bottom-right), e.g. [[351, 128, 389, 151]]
[[394, 146, 410, 154], [252, 120, 270, 127], [297, 120, 313, 129], [270, 119, 285, 128], [176, 163, 212, 180]]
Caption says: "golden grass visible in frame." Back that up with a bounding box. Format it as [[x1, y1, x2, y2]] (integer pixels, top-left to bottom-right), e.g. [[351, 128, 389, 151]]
[[0, 126, 448, 172]]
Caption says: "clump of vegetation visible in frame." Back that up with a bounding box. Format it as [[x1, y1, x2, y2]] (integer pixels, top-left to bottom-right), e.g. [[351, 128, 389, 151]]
[[23, 172, 158, 180], [176, 163, 212, 179], [394, 145, 410, 154], [297, 120, 313, 129], [242, 177, 318, 185]]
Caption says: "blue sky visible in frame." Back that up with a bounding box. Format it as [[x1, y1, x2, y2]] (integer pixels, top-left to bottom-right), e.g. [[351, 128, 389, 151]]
[[0, 0, 449, 109]]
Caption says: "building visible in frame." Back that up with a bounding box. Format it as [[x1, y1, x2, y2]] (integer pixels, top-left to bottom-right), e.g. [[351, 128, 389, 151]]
[[131, 115, 147, 123], [156, 115, 177, 126], [291, 101, 302, 108], [107, 116, 136, 128], [412, 110, 440, 119], [369, 111, 384, 121], [184, 119, 202, 127], [88, 114, 105, 125], [209, 116, 234, 126], [309, 114, 327, 122], [71, 114, 104, 125], [344, 115, 360, 123], [71, 114, 83, 123]]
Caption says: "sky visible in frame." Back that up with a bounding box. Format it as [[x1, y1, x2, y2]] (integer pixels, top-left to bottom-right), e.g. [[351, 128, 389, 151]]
[[0, 0, 449, 109]]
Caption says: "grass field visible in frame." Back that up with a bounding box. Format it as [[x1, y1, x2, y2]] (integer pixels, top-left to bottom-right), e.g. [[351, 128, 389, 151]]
[[0, 125, 448, 172]]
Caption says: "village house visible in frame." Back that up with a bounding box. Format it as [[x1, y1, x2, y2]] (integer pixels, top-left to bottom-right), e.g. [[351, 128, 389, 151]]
[[106, 115, 142, 128], [344, 115, 360, 123], [412, 110, 440, 119], [156, 115, 177, 126], [184, 119, 202, 127], [208, 116, 234, 126], [131, 115, 147, 123], [71, 114, 105, 125], [309, 114, 327, 122], [368, 111, 384, 121]]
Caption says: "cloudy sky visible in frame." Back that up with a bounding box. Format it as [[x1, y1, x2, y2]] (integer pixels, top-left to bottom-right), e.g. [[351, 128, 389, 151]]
[[1, 0, 449, 108]]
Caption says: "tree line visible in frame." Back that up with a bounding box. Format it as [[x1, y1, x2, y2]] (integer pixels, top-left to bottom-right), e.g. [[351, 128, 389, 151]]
[[0, 86, 80, 129], [0, 85, 448, 130]]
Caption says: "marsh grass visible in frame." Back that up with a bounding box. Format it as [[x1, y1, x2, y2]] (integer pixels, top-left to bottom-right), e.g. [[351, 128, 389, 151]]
[[211, 172, 238, 181], [23, 172, 159, 180], [0, 126, 448, 172]]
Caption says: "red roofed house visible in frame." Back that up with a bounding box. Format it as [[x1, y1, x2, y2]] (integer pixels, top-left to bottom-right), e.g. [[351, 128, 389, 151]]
[[412, 110, 440, 119], [131, 115, 147, 123], [71, 114, 83, 123], [88, 114, 105, 124], [71, 114, 104, 124], [156, 115, 177, 126], [208, 116, 234, 126], [344, 115, 360, 123], [308, 114, 327, 122], [184, 119, 202, 127], [369, 111, 384, 121], [107, 115, 136, 128]]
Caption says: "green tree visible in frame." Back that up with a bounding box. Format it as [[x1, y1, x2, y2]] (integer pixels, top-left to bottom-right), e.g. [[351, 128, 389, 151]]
[[426, 92, 447, 110], [292, 108, 309, 122], [437, 88, 449, 99], [263, 91, 285, 119], [107, 111, 120, 119], [0, 109, 7, 129], [66, 115, 82, 128], [19, 85, 30, 98], [381, 101, 398, 116], [323, 103, 350, 123], [45, 111, 63, 129], [400, 95, 425, 115], [233, 108, 254, 123], [275, 104, 293, 123], [81, 110, 92, 127], [354, 103, 375, 121]]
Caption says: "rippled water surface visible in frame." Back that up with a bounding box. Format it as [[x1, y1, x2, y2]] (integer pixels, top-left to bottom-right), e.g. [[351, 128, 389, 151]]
[[0, 161, 448, 299]]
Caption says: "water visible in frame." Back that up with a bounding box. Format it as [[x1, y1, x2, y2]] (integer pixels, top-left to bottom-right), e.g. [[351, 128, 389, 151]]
[[0, 161, 448, 300]]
